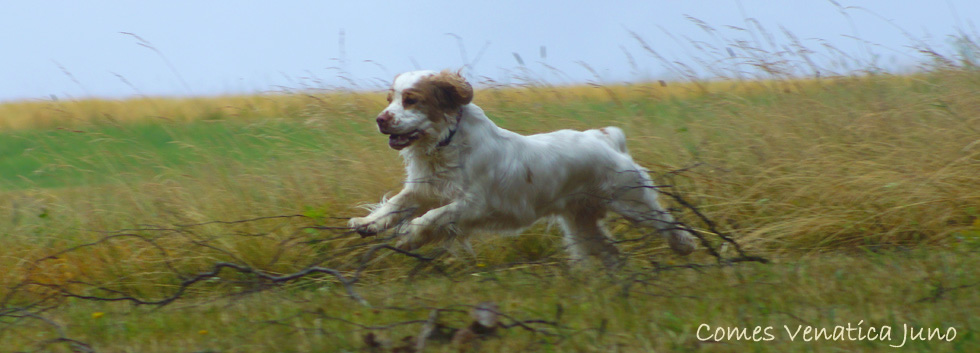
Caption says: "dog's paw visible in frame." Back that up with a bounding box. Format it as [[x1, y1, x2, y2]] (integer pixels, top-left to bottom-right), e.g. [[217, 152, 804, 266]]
[[393, 218, 429, 251], [394, 236, 420, 252], [348, 217, 381, 237], [668, 229, 697, 256]]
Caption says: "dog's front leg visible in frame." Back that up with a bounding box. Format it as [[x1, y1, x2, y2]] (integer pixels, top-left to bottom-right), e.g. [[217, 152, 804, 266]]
[[349, 189, 423, 237], [395, 201, 467, 251]]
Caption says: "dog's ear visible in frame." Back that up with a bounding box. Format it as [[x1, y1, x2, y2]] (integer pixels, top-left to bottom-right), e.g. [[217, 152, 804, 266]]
[[429, 70, 473, 109]]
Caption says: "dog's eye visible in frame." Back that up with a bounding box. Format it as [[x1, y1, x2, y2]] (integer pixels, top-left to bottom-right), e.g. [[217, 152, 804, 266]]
[[403, 98, 418, 105]]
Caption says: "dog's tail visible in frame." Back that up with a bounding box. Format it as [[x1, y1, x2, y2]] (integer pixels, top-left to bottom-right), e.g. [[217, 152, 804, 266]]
[[597, 126, 628, 154]]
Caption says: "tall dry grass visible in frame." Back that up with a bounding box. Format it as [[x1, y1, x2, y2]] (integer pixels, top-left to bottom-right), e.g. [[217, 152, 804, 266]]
[[1, 14, 979, 351], [672, 72, 979, 250], [0, 11, 977, 304], [2, 70, 976, 292]]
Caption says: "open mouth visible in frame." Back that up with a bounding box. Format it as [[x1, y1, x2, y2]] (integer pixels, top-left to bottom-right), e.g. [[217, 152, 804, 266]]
[[387, 130, 422, 150]]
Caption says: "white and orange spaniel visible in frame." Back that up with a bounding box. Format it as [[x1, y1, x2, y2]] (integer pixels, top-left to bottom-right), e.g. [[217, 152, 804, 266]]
[[349, 70, 696, 266]]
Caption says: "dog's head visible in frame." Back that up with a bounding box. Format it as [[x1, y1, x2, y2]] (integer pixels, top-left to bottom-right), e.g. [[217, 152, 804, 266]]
[[375, 70, 474, 150]]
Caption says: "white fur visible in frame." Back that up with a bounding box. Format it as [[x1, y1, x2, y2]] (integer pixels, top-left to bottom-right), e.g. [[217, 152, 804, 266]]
[[350, 71, 696, 266], [381, 70, 439, 136]]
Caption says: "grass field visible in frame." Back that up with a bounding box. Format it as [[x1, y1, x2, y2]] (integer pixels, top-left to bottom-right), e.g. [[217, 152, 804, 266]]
[[1, 64, 979, 351]]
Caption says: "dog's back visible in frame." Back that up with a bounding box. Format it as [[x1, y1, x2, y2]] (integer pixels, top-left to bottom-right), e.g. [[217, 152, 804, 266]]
[[593, 126, 628, 154]]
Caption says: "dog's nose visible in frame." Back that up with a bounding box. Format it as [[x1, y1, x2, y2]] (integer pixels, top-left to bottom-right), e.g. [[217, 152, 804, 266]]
[[376, 111, 393, 127]]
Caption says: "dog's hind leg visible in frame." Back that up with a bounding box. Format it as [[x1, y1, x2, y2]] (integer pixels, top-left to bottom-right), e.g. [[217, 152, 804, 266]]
[[559, 209, 622, 269], [608, 168, 697, 255]]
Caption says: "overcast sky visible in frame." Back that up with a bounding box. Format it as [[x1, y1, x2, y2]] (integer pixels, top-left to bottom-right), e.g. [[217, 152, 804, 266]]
[[1, 1, 976, 101]]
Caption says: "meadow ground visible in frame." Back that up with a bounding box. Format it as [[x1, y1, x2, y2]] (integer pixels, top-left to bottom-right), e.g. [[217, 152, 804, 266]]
[[0, 69, 978, 352]]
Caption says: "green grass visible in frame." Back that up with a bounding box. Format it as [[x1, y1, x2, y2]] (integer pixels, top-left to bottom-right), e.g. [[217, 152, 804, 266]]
[[0, 118, 344, 190], [1, 70, 978, 352], [4, 249, 977, 352]]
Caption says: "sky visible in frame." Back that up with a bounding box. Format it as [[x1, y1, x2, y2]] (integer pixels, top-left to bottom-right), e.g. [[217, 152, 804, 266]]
[[1, 1, 977, 101]]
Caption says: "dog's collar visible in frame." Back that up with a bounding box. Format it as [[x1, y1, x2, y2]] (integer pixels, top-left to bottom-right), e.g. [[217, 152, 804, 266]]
[[437, 108, 464, 148]]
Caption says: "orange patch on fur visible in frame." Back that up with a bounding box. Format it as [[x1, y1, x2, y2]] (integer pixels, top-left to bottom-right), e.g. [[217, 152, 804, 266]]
[[410, 70, 474, 120]]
